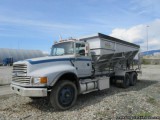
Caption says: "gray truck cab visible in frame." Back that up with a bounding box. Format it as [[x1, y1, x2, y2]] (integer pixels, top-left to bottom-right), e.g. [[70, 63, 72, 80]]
[[11, 39, 95, 110]]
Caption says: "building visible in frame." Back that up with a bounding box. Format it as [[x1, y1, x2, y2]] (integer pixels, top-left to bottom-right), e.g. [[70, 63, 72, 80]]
[[0, 48, 45, 64]]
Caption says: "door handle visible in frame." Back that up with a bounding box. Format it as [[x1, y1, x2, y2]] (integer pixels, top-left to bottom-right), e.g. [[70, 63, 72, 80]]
[[87, 63, 90, 66]]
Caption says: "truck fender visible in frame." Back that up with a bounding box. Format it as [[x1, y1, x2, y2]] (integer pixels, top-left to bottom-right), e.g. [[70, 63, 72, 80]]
[[49, 72, 80, 93]]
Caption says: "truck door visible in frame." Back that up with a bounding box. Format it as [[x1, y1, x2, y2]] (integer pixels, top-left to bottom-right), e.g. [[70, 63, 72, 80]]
[[75, 42, 92, 77]]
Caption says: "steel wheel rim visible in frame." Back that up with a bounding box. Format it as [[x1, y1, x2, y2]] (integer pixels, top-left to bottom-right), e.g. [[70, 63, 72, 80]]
[[58, 85, 74, 107]]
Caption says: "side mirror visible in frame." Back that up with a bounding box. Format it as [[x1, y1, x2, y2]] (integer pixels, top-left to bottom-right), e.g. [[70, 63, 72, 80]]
[[90, 51, 95, 56]]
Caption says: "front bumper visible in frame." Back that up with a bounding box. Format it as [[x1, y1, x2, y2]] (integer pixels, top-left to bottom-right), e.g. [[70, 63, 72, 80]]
[[10, 84, 47, 97]]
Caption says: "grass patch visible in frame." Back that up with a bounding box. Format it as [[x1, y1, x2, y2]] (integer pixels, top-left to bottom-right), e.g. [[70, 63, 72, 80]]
[[95, 110, 113, 119], [95, 111, 107, 118], [142, 59, 150, 65], [146, 96, 156, 105], [135, 111, 152, 117]]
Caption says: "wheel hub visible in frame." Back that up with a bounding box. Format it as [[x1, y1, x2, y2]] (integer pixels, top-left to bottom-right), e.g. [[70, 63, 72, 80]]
[[59, 86, 74, 107]]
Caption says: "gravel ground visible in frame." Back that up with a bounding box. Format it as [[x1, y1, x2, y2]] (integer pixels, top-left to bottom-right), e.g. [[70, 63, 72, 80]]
[[0, 65, 160, 120]]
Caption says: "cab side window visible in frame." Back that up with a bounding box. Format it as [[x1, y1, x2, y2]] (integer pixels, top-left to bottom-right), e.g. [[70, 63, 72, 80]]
[[76, 43, 85, 56]]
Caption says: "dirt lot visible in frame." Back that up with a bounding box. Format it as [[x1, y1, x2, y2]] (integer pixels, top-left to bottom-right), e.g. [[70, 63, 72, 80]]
[[0, 65, 160, 120]]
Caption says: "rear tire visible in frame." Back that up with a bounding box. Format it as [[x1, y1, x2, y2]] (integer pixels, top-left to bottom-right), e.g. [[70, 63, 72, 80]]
[[130, 72, 137, 86], [110, 76, 116, 85], [50, 80, 77, 110], [121, 73, 130, 88]]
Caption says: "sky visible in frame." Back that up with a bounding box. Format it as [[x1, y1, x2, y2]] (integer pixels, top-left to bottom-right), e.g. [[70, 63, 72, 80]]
[[0, 0, 160, 53]]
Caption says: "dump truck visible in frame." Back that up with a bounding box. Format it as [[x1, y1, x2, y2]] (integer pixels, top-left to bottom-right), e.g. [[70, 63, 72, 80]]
[[11, 33, 141, 110]]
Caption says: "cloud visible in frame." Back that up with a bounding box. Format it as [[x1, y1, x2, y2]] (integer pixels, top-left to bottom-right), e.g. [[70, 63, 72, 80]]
[[129, 0, 160, 16], [0, 14, 110, 37], [0, 15, 81, 32], [110, 19, 160, 51]]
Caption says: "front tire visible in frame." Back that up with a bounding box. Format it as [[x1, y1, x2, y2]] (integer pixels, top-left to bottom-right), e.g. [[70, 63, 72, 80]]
[[50, 80, 77, 110]]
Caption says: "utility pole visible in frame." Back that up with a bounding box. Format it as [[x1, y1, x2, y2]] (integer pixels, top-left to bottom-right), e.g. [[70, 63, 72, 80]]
[[146, 25, 149, 54]]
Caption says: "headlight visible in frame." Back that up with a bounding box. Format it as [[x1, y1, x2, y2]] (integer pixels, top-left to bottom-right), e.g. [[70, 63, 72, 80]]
[[32, 77, 48, 84]]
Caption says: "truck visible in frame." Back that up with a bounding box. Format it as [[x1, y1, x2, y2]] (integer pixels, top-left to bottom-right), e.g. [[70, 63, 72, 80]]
[[11, 33, 141, 110], [3, 57, 13, 66]]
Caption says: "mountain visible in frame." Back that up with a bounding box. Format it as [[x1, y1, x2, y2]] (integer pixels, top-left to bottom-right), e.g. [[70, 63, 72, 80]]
[[141, 49, 160, 56]]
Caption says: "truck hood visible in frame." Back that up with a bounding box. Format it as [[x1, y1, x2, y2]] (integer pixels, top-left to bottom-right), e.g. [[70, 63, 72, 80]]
[[15, 55, 75, 64], [14, 55, 76, 75], [27, 55, 75, 63]]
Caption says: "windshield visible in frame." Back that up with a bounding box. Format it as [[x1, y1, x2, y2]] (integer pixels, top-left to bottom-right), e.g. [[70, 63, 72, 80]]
[[51, 42, 74, 56]]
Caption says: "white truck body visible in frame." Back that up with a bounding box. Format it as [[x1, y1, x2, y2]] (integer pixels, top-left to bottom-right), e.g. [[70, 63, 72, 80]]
[[11, 33, 141, 110]]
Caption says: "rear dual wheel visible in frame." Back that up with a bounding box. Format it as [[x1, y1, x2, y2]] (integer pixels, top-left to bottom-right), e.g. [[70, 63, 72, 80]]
[[130, 72, 137, 86], [121, 73, 130, 88], [120, 72, 137, 88]]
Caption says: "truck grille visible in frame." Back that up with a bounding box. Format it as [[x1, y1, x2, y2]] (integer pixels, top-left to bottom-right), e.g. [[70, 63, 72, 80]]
[[12, 76, 31, 84], [13, 64, 27, 73], [12, 64, 31, 84]]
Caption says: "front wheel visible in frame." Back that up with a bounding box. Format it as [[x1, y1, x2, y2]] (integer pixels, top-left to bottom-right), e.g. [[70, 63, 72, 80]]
[[50, 80, 77, 110]]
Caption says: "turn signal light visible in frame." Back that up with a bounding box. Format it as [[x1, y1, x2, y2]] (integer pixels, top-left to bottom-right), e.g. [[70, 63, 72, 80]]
[[40, 77, 48, 83]]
